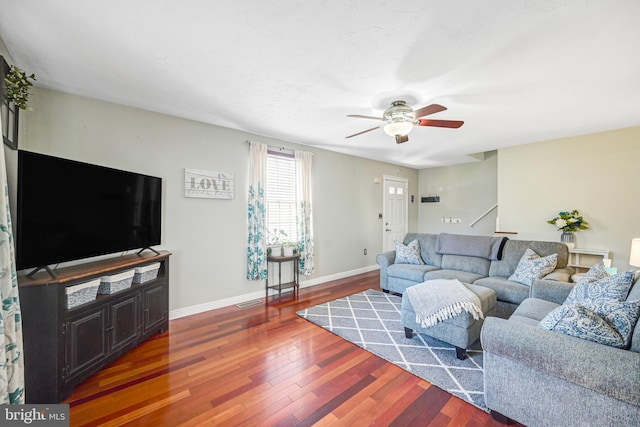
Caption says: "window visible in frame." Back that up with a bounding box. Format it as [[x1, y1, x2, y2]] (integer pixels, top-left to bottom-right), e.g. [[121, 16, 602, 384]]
[[266, 152, 297, 243]]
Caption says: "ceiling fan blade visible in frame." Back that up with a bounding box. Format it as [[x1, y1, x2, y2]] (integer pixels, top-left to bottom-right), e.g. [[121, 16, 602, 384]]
[[417, 119, 464, 128], [395, 135, 409, 144], [414, 104, 447, 118], [347, 114, 384, 121], [345, 126, 381, 138]]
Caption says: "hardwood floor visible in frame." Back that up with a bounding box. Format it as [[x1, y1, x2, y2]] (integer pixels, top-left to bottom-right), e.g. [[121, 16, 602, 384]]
[[64, 271, 513, 426]]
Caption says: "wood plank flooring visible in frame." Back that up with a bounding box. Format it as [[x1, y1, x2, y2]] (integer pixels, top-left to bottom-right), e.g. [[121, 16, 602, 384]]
[[64, 271, 514, 426]]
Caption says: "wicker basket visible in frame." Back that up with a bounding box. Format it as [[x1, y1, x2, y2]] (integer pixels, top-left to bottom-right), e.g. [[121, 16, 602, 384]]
[[66, 279, 101, 309], [133, 262, 161, 284], [98, 269, 135, 294]]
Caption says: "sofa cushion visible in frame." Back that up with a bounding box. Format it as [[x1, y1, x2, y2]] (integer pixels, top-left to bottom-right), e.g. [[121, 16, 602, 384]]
[[564, 271, 635, 305], [508, 248, 558, 286], [510, 297, 560, 323], [394, 240, 424, 265], [388, 263, 439, 282], [473, 276, 530, 305], [424, 269, 485, 284], [488, 239, 568, 278], [441, 254, 491, 276], [539, 300, 640, 349]]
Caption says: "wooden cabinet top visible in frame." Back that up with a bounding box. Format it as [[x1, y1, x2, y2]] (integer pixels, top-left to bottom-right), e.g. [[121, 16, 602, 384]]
[[18, 250, 171, 287]]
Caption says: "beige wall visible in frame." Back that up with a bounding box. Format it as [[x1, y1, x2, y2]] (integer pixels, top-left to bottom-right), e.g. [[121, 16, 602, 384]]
[[418, 151, 497, 235], [14, 86, 419, 314], [498, 126, 640, 270]]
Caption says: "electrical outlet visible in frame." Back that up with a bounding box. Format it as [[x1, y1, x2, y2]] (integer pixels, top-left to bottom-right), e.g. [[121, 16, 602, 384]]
[[444, 217, 452, 223], [452, 218, 461, 224], [364, 248, 367, 255]]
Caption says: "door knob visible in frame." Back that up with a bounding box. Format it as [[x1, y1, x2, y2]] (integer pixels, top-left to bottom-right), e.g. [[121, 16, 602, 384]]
[[385, 228, 392, 232]]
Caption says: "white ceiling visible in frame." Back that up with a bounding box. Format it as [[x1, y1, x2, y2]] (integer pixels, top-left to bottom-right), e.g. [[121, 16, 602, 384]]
[[2, 0, 640, 168]]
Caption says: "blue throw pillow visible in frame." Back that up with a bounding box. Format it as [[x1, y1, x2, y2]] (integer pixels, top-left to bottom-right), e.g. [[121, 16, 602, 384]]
[[508, 248, 558, 286], [564, 271, 634, 305], [576, 263, 610, 286], [539, 300, 640, 349], [394, 240, 425, 265]]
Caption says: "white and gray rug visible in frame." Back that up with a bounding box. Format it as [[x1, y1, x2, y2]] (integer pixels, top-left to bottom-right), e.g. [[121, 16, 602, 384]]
[[297, 289, 487, 411]]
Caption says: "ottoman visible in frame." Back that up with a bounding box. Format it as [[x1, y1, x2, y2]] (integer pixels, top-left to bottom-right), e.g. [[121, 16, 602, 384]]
[[401, 282, 497, 359]]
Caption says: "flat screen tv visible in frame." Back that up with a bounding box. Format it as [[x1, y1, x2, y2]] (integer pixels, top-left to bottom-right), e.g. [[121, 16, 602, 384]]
[[16, 150, 162, 272]]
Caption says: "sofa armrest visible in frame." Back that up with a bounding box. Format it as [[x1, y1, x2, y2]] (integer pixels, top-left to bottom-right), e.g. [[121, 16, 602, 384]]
[[376, 250, 396, 269], [481, 317, 640, 407], [376, 250, 396, 290], [530, 278, 575, 304]]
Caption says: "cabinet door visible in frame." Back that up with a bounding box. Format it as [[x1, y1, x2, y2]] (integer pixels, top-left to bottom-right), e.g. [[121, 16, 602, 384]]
[[143, 282, 168, 334], [65, 306, 109, 381], [110, 293, 141, 353]]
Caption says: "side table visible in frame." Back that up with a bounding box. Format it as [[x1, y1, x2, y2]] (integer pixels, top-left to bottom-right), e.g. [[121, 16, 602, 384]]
[[266, 254, 300, 300]]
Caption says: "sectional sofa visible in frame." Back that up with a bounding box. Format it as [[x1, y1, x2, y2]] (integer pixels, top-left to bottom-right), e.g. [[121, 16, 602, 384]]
[[376, 232, 572, 318], [377, 232, 640, 426]]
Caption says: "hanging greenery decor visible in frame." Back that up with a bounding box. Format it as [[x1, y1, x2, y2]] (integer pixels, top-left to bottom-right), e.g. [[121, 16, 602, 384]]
[[4, 65, 36, 110]]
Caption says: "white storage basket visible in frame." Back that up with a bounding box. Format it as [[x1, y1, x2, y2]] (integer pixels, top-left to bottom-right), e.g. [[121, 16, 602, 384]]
[[66, 279, 101, 309], [98, 269, 135, 294], [133, 262, 161, 284]]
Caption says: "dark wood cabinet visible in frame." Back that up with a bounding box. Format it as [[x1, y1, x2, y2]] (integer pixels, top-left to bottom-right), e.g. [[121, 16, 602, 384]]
[[18, 251, 170, 403]]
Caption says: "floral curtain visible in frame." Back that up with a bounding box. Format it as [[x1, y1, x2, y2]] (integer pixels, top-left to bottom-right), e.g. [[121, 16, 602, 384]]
[[246, 141, 268, 280], [0, 136, 25, 403], [295, 150, 315, 275]]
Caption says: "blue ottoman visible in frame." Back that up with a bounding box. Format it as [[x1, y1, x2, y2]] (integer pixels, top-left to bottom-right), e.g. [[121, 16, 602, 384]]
[[401, 282, 497, 359]]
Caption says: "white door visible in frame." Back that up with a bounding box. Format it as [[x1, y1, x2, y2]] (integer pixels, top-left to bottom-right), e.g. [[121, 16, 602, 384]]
[[383, 176, 408, 252]]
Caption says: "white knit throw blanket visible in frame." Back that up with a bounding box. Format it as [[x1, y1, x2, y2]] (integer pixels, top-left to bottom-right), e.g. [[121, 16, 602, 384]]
[[405, 279, 484, 328]]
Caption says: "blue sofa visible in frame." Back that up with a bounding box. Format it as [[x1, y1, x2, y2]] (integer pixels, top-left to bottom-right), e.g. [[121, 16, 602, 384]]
[[376, 233, 573, 318]]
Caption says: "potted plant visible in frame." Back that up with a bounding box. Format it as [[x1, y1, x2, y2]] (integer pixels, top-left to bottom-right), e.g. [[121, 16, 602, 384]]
[[267, 229, 288, 257], [4, 65, 36, 110], [547, 210, 589, 248], [282, 241, 298, 257]]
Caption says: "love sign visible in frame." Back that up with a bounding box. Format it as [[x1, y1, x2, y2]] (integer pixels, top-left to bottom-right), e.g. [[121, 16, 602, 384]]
[[184, 168, 234, 199]]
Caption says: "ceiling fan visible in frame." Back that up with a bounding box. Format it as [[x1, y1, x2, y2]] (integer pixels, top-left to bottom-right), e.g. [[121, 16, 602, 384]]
[[346, 100, 464, 144]]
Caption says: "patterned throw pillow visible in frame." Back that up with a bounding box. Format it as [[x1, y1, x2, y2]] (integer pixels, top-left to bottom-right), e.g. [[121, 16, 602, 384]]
[[576, 263, 610, 286], [508, 248, 558, 286], [539, 300, 640, 349], [564, 271, 634, 305], [394, 240, 425, 265]]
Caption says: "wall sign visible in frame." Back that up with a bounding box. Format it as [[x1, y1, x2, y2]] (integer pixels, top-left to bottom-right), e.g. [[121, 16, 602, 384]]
[[184, 168, 234, 199]]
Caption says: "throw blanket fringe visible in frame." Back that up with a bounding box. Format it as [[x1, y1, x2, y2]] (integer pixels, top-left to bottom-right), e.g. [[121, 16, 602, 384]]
[[405, 279, 484, 329]]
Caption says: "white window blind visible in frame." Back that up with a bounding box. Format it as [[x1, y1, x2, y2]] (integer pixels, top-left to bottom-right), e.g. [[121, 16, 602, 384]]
[[266, 152, 297, 243]]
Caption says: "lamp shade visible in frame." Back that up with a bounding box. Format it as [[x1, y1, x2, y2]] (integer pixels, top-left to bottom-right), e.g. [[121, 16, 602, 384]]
[[630, 238, 640, 267]]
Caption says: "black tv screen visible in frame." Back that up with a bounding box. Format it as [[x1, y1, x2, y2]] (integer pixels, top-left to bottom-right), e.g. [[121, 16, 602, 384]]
[[16, 151, 162, 271]]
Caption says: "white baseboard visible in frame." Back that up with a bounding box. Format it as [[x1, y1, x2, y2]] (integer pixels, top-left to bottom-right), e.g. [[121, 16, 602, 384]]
[[169, 264, 380, 320]]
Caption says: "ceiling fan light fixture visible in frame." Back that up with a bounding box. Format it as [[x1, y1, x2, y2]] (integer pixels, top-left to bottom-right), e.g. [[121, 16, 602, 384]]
[[384, 121, 414, 136]]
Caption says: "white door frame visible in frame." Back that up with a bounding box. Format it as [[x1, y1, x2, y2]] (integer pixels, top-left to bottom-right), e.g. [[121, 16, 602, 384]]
[[382, 175, 409, 252]]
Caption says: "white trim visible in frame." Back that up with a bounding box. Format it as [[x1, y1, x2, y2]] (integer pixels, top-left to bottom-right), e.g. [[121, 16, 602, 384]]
[[168, 264, 380, 320]]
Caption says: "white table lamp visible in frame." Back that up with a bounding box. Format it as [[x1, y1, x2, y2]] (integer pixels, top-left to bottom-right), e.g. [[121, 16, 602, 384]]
[[630, 238, 640, 267]]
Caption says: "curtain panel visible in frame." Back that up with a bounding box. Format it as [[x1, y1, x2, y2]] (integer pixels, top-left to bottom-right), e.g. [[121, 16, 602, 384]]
[[0, 134, 25, 403], [295, 150, 315, 275], [246, 141, 268, 280]]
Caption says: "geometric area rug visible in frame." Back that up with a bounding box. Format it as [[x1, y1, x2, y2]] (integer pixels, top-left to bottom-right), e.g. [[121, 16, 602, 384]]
[[296, 289, 487, 411]]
